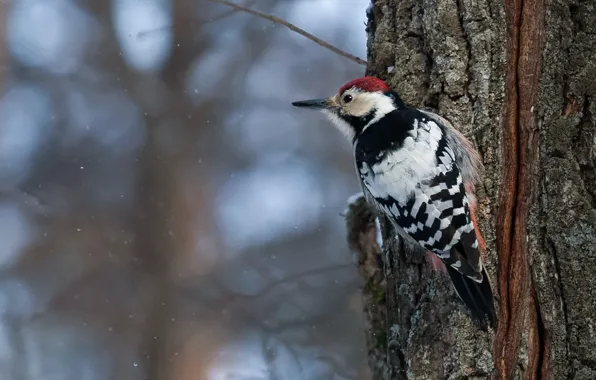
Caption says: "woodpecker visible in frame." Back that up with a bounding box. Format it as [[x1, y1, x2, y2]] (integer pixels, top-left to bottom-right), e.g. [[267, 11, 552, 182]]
[[292, 76, 497, 328]]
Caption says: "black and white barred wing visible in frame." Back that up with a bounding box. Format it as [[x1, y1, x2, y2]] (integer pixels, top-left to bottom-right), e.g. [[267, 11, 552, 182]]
[[358, 120, 484, 282], [419, 110, 484, 190]]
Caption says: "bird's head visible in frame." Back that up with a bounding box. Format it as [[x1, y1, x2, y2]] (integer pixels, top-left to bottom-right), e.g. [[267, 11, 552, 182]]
[[292, 76, 403, 140]]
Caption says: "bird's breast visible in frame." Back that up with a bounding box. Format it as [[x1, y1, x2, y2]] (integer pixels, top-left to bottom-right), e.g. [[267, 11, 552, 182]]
[[356, 133, 442, 204]]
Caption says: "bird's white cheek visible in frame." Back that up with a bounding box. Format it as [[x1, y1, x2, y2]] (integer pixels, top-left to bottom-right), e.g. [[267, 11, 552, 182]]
[[321, 110, 355, 141]]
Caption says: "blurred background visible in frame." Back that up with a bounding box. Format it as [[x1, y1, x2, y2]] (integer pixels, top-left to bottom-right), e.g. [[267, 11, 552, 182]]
[[0, 0, 371, 378]]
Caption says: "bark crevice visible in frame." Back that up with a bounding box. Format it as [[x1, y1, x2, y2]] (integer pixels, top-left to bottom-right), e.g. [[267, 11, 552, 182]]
[[575, 96, 595, 208], [547, 236, 570, 359], [494, 0, 546, 374], [493, 0, 522, 373]]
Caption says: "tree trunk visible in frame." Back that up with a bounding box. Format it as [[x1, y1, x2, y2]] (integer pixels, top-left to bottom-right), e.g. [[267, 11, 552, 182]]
[[346, 0, 596, 378]]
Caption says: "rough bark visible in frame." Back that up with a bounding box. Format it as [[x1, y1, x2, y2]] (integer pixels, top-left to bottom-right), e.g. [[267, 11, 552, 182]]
[[346, 0, 596, 378]]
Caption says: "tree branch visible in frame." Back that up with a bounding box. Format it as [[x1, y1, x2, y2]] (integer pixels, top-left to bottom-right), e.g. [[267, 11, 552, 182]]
[[136, 0, 259, 40], [206, 0, 368, 66]]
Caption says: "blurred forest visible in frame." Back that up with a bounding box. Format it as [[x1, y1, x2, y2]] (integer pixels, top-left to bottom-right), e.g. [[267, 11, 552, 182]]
[[0, 0, 373, 379]]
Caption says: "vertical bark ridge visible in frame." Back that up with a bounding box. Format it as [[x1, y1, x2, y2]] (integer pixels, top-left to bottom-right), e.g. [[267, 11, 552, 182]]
[[493, 0, 520, 371], [494, 0, 545, 377]]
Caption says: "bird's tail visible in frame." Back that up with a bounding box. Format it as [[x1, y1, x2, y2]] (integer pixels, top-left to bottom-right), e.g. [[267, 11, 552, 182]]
[[446, 264, 497, 329]]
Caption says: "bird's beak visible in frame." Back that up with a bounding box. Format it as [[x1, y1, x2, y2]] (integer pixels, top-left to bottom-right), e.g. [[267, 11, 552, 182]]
[[291, 97, 332, 110]]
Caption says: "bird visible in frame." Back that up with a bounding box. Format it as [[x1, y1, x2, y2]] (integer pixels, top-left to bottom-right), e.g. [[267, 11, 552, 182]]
[[292, 76, 497, 328]]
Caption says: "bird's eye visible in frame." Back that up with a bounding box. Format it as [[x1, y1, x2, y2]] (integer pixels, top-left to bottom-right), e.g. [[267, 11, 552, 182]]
[[342, 94, 353, 103]]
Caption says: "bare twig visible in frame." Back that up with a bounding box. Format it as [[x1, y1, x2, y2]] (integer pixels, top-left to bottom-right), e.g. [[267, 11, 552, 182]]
[[206, 0, 258, 23], [206, 0, 368, 66], [137, 0, 259, 40], [137, 25, 172, 40]]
